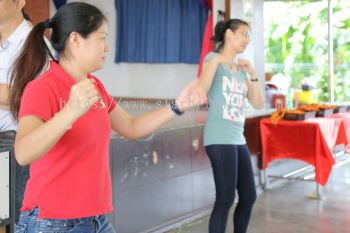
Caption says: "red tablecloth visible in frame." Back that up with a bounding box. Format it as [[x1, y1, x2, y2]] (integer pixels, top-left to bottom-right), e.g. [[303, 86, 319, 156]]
[[328, 113, 350, 153], [260, 116, 349, 186]]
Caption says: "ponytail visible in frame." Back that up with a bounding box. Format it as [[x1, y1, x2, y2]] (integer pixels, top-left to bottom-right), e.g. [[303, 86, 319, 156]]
[[10, 2, 106, 120], [9, 20, 55, 120], [211, 21, 226, 52]]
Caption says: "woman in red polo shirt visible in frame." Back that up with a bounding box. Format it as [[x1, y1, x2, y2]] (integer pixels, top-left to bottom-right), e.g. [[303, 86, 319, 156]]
[[9, 2, 204, 233]]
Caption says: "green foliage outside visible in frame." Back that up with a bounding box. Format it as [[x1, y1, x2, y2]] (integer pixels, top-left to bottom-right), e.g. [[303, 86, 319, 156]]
[[264, 0, 350, 102]]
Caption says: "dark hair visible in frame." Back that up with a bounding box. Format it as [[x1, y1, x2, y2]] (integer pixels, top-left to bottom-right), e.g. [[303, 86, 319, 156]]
[[9, 2, 106, 120], [212, 19, 249, 52]]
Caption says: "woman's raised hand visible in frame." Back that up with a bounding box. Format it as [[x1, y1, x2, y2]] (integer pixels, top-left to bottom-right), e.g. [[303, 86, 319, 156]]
[[175, 79, 207, 112], [64, 79, 100, 118]]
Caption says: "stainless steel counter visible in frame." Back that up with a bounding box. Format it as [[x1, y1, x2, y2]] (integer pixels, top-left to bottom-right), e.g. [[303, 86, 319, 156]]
[[108, 103, 273, 232]]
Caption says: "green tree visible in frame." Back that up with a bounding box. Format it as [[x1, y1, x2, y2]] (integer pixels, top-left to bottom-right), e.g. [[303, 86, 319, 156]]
[[265, 0, 350, 102]]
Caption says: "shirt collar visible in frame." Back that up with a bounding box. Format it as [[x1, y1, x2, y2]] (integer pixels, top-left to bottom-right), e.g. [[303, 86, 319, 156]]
[[7, 20, 31, 46], [48, 60, 93, 88], [49, 60, 76, 88]]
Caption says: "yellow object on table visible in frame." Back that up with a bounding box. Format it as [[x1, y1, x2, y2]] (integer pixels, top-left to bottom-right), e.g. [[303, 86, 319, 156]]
[[293, 90, 319, 105]]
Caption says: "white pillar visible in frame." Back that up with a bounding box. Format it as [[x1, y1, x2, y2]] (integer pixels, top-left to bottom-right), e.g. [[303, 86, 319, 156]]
[[328, 0, 334, 102]]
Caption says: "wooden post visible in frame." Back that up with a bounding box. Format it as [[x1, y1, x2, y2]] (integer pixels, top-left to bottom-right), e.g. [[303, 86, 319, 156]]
[[24, 0, 50, 38], [225, 0, 231, 20], [24, 0, 50, 25]]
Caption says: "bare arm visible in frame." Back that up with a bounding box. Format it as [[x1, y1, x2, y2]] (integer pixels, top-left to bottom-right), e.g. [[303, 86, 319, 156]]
[[109, 80, 206, 139], [109, 105, 176, 140], [238, 59, 265, 109], [14, 79, 99, 165], [246, 73, 265, 109], [197, 56, 222, 93], [15, 109, 77, 165]]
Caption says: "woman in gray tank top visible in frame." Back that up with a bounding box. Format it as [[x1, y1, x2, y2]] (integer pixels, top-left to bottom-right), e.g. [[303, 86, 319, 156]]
[[197, 19, 264, 233]]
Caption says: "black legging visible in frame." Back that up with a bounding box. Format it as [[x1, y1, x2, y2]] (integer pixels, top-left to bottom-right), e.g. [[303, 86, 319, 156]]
[[205, 144, 257, 233]]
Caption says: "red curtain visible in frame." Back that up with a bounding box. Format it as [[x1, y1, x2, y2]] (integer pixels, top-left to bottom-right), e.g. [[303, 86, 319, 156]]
[[197, 0, 213, 78]]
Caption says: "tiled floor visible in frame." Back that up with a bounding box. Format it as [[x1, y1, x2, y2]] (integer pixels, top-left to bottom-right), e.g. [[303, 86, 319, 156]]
[[166, 157, 350, 233]]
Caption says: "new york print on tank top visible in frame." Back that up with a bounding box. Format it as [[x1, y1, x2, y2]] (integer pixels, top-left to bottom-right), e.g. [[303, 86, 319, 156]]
[[203, 52, 249, 146]]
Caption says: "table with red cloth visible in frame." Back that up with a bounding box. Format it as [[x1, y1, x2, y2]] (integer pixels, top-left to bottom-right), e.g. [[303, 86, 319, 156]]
[[328, 113, 350, 153], [260, 113, 350, 186]]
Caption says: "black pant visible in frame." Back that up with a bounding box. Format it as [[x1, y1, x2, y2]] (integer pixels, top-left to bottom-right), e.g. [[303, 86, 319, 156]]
[[205, 144, 257, 233]]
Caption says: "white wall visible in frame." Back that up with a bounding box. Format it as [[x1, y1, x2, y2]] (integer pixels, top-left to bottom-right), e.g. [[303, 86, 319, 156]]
[[231, 0, 265, 85], [231, 0, 244, 19], [252, 0, 265, 84], [51, 0, 199, 98], [213, 0, 225, 27]]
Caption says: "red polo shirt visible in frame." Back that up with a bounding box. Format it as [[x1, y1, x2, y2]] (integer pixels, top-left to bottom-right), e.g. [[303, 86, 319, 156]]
[[19, 61, 117, 219]]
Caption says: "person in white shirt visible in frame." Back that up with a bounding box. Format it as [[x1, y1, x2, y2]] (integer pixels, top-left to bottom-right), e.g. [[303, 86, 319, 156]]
[[0, 0, 32, 226], [0, 0, 31, 132]]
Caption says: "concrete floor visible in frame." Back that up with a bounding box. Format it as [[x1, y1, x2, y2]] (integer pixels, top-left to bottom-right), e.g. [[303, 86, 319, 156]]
[[166, 158, 350, 233]]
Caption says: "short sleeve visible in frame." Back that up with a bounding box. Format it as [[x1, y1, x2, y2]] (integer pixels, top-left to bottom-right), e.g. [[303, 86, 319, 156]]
[[91, 76, 117, 114], [18, 80, 56, 121]]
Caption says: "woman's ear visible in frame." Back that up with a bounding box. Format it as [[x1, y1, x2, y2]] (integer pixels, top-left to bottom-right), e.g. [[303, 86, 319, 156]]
[[17, 0, 26, 12], [68, 32, 81, 49], [225, 29, 233, 40]]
